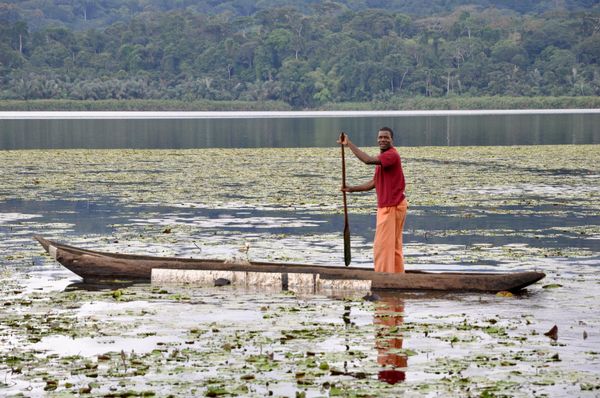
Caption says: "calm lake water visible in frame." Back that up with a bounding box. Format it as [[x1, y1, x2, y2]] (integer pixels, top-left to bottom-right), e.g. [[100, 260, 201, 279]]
[[1, 123, 599, 395], [1, 110, 599, 149]]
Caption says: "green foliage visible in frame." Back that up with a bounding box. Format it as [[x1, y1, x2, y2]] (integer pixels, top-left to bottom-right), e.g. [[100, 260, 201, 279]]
[[0, 1, 599, 108], [0, 99, 292, 111]]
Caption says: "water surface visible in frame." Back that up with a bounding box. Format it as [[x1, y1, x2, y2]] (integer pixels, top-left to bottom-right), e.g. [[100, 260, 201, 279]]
[[1, 110, 599, 149], [1, 144, 599, 396]]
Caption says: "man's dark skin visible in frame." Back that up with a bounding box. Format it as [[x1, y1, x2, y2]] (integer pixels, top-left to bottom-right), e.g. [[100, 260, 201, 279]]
[[338, 130, 394, 192]]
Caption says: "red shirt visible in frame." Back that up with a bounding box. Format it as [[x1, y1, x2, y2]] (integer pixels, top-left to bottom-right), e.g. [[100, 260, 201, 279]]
[[374, 147, 405, 208]]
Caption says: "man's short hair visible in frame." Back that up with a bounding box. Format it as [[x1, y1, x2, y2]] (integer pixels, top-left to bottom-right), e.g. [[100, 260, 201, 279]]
[[379, 127, 394, 139]]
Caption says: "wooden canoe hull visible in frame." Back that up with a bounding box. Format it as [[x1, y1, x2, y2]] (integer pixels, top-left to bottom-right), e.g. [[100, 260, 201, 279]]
[[34, 236, 545, 293]]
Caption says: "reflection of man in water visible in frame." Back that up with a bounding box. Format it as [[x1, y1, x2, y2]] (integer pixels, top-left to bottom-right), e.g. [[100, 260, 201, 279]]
[[374, 294, 406, 384]]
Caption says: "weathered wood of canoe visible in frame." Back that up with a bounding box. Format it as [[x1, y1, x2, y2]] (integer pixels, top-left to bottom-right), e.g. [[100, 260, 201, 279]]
[[34, 235, 545, 293]]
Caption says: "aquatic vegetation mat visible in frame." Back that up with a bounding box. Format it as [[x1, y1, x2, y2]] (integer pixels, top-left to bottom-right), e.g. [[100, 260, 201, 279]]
[[1, 145, 599, 396], [1, 145, 598, 214], [1, 278, 599, 397]]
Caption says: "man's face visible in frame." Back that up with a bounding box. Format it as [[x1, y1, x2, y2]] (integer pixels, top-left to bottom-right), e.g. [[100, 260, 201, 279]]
[[378, 131, 393, 151]]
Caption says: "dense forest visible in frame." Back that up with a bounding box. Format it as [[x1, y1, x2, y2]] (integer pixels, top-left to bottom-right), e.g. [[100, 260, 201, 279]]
[[1, 0, 600, 109]]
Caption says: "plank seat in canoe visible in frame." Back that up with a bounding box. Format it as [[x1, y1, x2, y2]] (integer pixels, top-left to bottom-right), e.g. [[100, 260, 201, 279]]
[[34, 235, 545, 293]]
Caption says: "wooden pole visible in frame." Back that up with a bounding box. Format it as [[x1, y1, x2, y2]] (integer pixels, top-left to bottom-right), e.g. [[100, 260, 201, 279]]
[[340, 132, 351, 266]]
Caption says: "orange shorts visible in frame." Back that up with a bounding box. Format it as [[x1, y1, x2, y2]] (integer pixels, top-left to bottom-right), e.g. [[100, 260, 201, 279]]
[[374, 199, 408, 273]]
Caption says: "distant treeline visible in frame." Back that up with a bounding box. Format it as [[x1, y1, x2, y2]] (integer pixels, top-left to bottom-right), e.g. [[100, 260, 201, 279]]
[[1, 1, 599, 109], [3, 0, 597, 30], [0, 99, 292, 111]]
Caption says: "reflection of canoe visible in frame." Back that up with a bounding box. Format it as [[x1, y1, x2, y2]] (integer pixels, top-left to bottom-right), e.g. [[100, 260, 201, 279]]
[[34, 235, 545, 293]]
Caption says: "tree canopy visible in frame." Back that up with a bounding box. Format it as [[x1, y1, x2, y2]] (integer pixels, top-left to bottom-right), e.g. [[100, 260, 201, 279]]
[[1, 0, 599, 108]]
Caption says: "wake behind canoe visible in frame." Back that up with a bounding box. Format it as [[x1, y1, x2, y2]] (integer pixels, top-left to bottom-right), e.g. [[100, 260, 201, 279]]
[[34, 235, 545, 293]]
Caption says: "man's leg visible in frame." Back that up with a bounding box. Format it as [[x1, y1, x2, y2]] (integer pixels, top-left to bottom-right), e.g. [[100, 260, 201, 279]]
[[374, 206, 396, 272], [394, 199, 408, 273]]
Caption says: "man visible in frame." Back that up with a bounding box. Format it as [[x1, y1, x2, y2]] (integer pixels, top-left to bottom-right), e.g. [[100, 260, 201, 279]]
[[338, 127, 407, 273]]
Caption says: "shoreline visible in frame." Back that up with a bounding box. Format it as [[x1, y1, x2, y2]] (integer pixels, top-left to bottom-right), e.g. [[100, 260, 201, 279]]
[[1, 96, 599, 112], [2, 108, 600, 120]]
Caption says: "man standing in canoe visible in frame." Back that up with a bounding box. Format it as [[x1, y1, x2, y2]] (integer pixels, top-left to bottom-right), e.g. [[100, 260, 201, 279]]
[[338, 127, 408, 273]]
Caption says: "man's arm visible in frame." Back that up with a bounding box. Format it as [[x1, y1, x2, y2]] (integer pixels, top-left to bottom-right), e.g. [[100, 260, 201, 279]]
[[343, 179, 375, 193], [338, 134, 381, 165]]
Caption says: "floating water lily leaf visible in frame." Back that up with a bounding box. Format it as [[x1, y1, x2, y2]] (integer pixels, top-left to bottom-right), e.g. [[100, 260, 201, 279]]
[[544, 325, 559, 341], [542, 284, 563, 289]]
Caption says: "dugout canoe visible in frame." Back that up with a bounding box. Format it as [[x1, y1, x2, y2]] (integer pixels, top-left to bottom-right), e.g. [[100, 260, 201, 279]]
[[34, 235, 545, 293]]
